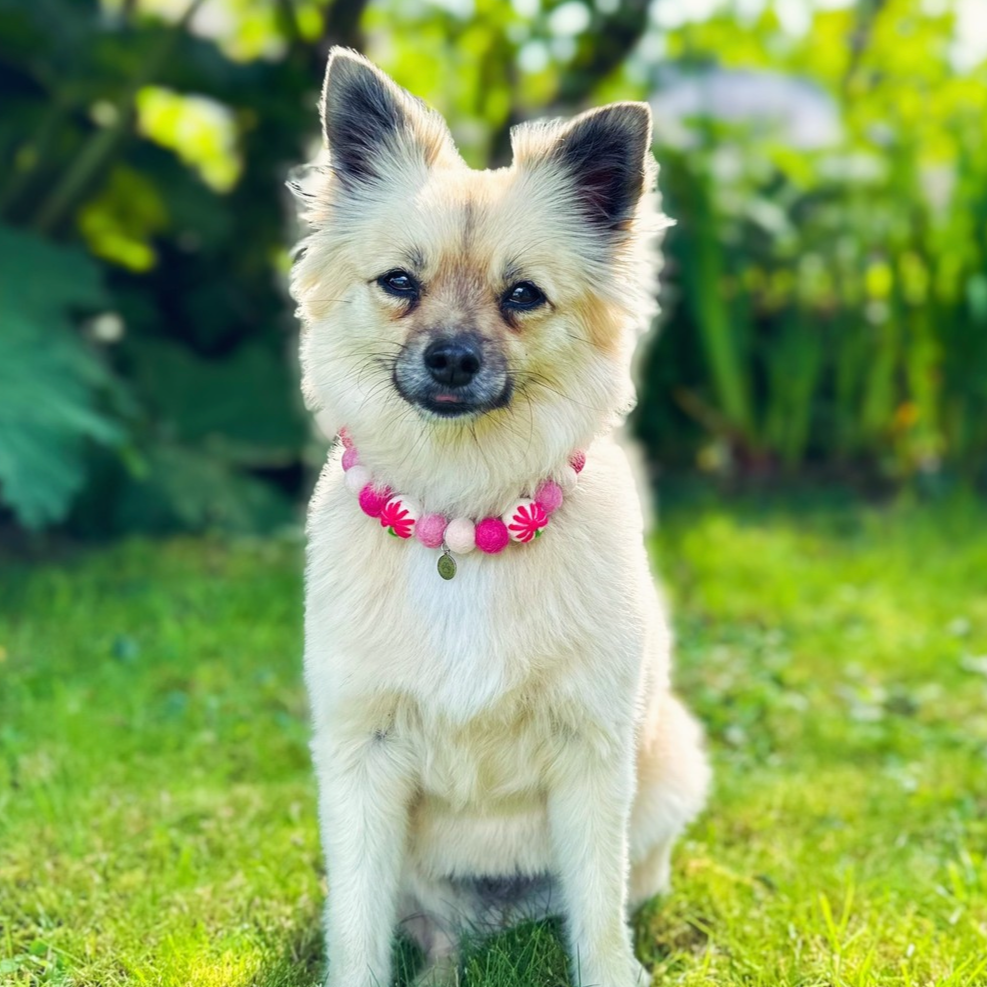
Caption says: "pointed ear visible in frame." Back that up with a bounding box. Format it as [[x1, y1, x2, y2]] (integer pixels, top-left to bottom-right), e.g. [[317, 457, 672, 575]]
[[319, 48, 454, 185], [514, 102, 653, 231]]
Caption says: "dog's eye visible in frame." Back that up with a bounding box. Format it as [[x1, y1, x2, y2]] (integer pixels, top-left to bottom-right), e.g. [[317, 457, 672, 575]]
[[377, 270, 420, 298], [502, 281, 546, 311]]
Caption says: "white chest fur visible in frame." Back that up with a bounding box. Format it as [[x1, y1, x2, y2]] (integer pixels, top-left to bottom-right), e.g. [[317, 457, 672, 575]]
[[304, 439, 666, 742]]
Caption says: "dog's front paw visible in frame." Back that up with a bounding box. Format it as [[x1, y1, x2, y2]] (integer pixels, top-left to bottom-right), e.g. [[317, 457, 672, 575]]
[[574, 952, 651, 987]]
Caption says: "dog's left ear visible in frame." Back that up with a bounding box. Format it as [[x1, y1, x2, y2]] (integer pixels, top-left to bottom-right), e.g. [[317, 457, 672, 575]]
[[515, 103, 653, 232], [320, 48, 455, 186]]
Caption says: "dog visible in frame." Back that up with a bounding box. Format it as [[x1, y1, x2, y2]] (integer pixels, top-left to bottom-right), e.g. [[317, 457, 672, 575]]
[[290, 48, 710, 987]]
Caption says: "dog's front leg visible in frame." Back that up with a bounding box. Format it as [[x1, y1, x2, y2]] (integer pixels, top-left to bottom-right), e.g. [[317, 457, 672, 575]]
[[547, 725, 643, 987], [312, 722, 414, 987]]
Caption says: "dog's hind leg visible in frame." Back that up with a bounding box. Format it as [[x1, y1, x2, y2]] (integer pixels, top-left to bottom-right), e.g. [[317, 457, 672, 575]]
[[628, 692, 710, 910], [411, 955, 459, 987], [400, 872, 558, 985], [399, 876, 463, 986]]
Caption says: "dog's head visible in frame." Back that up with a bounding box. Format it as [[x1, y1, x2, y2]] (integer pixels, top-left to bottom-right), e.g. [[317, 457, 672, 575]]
[[292, 49, 664, 489]]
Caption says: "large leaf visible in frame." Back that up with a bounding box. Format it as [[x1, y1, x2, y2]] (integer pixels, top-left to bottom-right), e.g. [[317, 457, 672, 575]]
[[0, 226, 122, 528]]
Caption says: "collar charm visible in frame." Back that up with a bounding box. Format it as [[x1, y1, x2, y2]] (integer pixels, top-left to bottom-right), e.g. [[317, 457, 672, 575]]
[[337, 428, 585, 579]]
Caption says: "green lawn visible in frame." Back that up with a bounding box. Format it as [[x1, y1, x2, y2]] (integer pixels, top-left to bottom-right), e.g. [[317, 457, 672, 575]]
[[2, 493, 986, 986]]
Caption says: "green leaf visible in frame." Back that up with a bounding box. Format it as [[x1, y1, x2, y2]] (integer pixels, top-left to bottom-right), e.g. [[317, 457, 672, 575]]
[[0, 226, 123, 528]]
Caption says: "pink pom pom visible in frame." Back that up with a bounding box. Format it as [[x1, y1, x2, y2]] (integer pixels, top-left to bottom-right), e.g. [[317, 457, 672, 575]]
[[341, 447, 360, 471], [416, 513, 447, 548], [358, 483, 392, 518], [534, 479, 564, 515], [475, 517, 509, 554], [339, 427, 354, 449], [569, 450, 586, 474]]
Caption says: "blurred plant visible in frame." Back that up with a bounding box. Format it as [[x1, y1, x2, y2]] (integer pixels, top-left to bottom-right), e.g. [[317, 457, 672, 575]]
[[635, 0, 987, 483]]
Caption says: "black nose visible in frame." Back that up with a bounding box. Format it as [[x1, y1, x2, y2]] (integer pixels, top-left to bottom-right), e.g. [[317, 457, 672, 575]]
[[423, 337, 482, 387]]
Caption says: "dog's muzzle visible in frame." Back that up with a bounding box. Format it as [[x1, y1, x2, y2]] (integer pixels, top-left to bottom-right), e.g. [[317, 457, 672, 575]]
[[393, 331, 511, 418]]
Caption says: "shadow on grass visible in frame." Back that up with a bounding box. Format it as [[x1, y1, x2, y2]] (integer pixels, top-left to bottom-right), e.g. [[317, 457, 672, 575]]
[[458, 919, 572, 987], [251, 915, 573, 987]]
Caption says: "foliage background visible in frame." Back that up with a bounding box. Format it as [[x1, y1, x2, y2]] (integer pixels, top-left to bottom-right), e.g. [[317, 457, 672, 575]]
[[1, 0, 986, 534]]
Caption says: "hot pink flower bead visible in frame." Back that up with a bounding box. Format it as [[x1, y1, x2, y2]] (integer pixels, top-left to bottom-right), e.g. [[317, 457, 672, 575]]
[[570, 450, 586, 473], [475, 517, 509, 554], [358, 483, 392, 518], [534, 479, 564, 515], [415, 513, 447, 548], [504, 499, 548, 543], [341, 447, 360, 471], [379, 496, 419, 539], [339, 427, 354, 449]]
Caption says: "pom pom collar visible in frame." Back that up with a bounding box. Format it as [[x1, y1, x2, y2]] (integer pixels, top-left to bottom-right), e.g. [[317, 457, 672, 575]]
[[337, 429, 585, 579]]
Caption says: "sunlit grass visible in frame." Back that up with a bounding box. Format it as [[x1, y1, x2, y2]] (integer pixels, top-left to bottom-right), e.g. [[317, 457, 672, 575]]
[[2, 493, 986, 985]]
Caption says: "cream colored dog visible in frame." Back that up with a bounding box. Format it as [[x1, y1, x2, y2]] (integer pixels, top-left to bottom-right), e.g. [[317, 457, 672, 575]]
[[291, 48, 710, 987]]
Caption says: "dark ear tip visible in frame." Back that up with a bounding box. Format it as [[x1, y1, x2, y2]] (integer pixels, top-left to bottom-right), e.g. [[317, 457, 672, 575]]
[[551, 101, 654, 228], [590, 101, 652, 142]]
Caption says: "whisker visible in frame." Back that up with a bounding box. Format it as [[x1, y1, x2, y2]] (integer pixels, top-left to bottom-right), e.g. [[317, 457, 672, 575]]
[[519, 372, 611, 415]]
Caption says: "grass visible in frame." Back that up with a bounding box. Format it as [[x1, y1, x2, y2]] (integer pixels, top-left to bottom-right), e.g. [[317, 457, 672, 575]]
[[2, 492, 986, 986]]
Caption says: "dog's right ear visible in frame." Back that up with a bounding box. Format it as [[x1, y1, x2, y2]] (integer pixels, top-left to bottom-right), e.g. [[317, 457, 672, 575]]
[[320, 49, 454, 186]]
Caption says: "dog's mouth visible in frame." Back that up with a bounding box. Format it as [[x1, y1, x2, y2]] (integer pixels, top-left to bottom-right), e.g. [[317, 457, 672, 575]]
[[395, 378, 514, 419]]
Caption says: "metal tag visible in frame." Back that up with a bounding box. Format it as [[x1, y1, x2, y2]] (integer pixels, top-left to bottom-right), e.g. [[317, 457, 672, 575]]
[[437, 552, 457, 580]]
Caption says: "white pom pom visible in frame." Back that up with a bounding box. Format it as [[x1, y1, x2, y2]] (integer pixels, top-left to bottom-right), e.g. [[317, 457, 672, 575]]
[[344, 465, 371, 495], [445, 517, 476, 554], [558, 465, 579, 493]]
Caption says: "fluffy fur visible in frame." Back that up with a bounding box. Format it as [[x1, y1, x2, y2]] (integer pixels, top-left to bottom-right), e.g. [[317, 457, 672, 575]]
[[292, 48, 710, 987]]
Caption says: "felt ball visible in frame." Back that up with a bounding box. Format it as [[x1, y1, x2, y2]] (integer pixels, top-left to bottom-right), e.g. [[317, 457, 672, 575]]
[[475, 517, 510, 554], [358, 482, 392, 517], [558, 464, 579, 493], [344, 465, 371, 495], [503, 499, 549, 543], [379, 496, 420, 538], [534, 479, 564, 515], [445, 517, 476, 554], [569, 450, 586, 473], [339, 427, 354, 449], [416, 513, 447, 549], [341, 447, 360, 471]]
